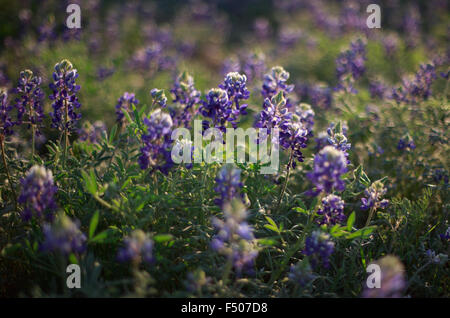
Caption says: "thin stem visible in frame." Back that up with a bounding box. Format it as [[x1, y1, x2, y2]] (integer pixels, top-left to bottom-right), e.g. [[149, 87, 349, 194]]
[[31, 125, 36, 162], [0, 136, 18, 210], [365, 206, 376, 227], [276, 149, 293, 211]]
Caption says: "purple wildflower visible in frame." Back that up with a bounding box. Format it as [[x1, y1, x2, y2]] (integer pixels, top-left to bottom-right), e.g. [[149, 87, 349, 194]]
[[392, 63, 437, 104], [78, 121, 107, 144], [0, 89, 14, 136], [362, 256, 406, 298], [138, 108, 174, 174], [242, 52, 266, 84], [303, 230, 335, 269], [49, 59, 82, 131], [261, 66, 294, 101], [211, 199, 258, 276], [369, 80, 389, 99], [40, 213, 87, 255], [397, 136, 416, 151], [316, 194, 346, 226], [169, 72, 201, 128], [360, 180, 389, 211], [150, 88, 167, 108], [288, 260, 316, 287], [335, 39, 367, 93], [214, 164, 243, 208], [440, 227, 450, 241], [309, 84, 332, 109], [294, 103, 315, 136], [14, 70, 45, 132], [117, 230, 154, 264], [18, 165, 58, 222], [307, 146, 348, 195], [115, 92, 139, 124]]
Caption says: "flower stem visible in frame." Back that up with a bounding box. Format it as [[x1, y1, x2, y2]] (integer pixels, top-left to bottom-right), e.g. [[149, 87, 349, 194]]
[[63, 98, 70, 167], [31, 125, 36, 162], [0, 136, 17, 210], [365, 206, 376, 227], [276, 149, 293, 211]]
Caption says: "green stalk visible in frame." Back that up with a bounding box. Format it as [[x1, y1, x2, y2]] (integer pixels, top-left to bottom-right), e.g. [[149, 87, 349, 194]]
[[0, 136, 17, 210], [365, 206, 376, 227], [276, 149, 294, 211]]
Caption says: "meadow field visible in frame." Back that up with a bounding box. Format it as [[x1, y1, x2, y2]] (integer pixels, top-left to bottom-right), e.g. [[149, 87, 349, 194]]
[[0, 0, 448, 298]]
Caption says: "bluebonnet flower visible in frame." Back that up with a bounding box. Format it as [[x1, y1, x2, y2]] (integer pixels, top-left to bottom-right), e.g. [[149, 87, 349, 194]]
[[440, 227, 450, 241], [307, 146, 347, 195], [309, 84, 332, 109], [201, 72, 249, 131], [214, 164, 243, 208], [362, 256, 406, 298], [316, 194, 346, 226], [261, 66, 294, 101], [425, 249, 448, 265], [288, 260, 316, 287], [115, 92, 139, 124], [403, 6, 420, 48], [242, 52, 266, 84], [49, 59, 81, 131], [117, 229, 154, 265], [40, 213, 87, 255], [78, 121, 107, 144], [360, 180, 389, 211], [14, 70, 45, 132], [326, 122, 351, 163], [222, 56, 241, 76], [96, 66, 115, 81], [392, 63, 437, 104], [369, 80, 389, 99], [253, 18, 270, 40], [397, 136, 416, 151], [294, 103, 315, 136], [150, 88, 167, 108], [335, 39, 367, 93], [219, 72, 249, 121], [169, 72, 201, 128], [279, 119, 309, 168], [18, 165, 58, 222], [433, 169, 449, 185], [211, 199, 258, 276], [0, 89, 14, 136], [138, 108, 174, 174], [381, 34, 399, 57], [303, 230, 335, 269]]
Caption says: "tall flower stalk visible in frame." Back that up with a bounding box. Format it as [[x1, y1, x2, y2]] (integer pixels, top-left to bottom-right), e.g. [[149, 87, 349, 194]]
[[14, 70, 45, 160], [49, 59, 81, 166], [0, 89, 17, 208]]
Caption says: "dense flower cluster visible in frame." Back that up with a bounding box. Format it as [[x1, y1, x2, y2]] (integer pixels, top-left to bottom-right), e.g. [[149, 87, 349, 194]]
[[362, 256, 406, 298], [169, 71, 201, 128], [201, 72, 249, 131], [316, 194, 346, 226], [40, 213, 87, 255], [150, 88, 167, 108], [307, 146, 348, 195], [288, 260, 316, 287], [325, 123, 351, 163], [14, 70, 45, 131], [335, 39, 366, 93], [78, 120, 107, 144], [392, 63, 437, 104], [18, 165, 58, 222], [294, 103, 315, 137], [138, 108, 174, 174], [0, 89, 13, 136], [369, 80, 390, 99], [211, 199, 258, 276], [360, 180, 389, 211], [303, 230, 335, 269], [49, 59, 81, 131], [261, 66, 294, 101], [214, 164, 243, 208], [117, 229, 154, 264], [115, 92, 139, 124]]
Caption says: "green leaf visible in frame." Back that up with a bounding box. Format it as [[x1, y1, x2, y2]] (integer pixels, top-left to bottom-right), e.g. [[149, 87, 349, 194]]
[[89, 211, 100, 239], [264, 224, 279, 233], [346, 226, 376, 239], [153, 234, 174, 243], [347, 211, 356, 231], [82, 170, 98, 195], [90, 230, 110, 243], [257, 238, 278, 246]]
